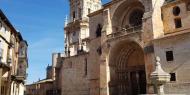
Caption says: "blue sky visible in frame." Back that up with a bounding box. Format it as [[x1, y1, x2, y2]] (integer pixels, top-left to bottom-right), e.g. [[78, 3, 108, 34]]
[[0, 0, 110, 84]]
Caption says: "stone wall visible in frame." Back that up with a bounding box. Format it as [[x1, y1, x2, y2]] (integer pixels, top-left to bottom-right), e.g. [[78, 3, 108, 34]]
[[60, 0, 190, 95], [26, 80, 53, 95], [162, 1, 190, 34], [154, 32, 190, 94], [61, 54, 90, 95], [88, 38, 101, 95], [88, 10, 104, 95]]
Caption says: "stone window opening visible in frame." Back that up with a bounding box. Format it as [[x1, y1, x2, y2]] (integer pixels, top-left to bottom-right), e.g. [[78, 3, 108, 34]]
[[68, 49, 70, 56], [96, 46, 102, 55], [73, 11, 76, 21], [173, 6, 181, 16], [81, 45, 84, 51], [96, 24, 102, 37], [166, 50, 174, 61], [174, 18, 182, 28], [170, 73, 176, 81]]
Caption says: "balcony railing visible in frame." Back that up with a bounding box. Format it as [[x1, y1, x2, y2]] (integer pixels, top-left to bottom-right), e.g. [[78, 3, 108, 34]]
[[107, 25, 142, 39], [65, 17, 89, 27], [14, 71, 27, 81]]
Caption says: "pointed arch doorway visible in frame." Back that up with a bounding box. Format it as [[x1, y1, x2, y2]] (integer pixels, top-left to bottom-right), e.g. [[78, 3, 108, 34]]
[[109, 41, 147, 95]]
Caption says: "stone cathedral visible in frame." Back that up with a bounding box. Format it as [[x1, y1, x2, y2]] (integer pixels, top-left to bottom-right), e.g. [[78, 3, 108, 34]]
[[60, 0, 190, 95]]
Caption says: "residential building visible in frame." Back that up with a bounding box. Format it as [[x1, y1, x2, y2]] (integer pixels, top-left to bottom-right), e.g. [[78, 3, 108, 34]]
[[60, 0, 190, 95], [0, 9, 28, 95]]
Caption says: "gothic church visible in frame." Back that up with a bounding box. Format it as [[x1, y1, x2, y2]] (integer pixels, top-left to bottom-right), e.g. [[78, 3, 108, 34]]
[[60, 0, 190, 95]]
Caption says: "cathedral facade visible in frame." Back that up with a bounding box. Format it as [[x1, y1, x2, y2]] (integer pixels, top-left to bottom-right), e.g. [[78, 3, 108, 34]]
[[61, 0, 190, 95]]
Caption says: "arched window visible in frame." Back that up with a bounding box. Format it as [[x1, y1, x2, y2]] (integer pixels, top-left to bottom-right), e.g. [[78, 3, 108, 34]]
[[129, 9, 144, 27]]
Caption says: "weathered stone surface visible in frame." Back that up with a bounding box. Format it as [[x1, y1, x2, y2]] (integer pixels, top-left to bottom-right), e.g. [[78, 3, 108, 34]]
[[61, 0, 190, 95]]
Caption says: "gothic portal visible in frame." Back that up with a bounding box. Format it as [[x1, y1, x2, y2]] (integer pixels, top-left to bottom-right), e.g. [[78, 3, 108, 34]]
[[109, 41, 146, 95]]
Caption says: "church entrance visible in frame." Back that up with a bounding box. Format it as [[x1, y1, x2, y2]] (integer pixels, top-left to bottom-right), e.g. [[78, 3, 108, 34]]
[[109, 41, 147, 95]]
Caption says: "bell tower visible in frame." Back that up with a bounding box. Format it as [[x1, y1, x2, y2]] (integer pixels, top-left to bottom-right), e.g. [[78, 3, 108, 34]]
[[64, 0, 102, 56], [69, 0, 101, 21]]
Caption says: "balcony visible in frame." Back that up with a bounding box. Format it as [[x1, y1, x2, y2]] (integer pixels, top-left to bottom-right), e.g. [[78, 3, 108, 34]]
[[65, 17, 89, 29], [15, 75, 26, 81], [107, 25, 143, 41], [67, 17, 89, 25], [11, 72, 27, 82], [11, 75, 25, 82]]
